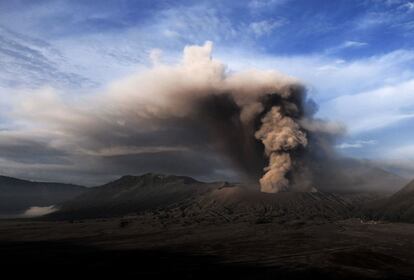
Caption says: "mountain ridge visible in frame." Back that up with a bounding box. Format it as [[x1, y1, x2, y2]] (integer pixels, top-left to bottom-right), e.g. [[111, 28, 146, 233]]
[[46, 172, 385, 222], [47, 172, 224, 220]]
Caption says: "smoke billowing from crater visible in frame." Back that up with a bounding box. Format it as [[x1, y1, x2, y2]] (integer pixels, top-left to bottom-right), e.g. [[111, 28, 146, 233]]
[[5, 42, 342, 190], [191, 82, 312, 192]]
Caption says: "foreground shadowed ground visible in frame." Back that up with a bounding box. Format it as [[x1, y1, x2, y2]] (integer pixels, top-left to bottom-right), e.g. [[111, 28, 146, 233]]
[[0, 218, 413, 279], [0, 241, 350, 279]]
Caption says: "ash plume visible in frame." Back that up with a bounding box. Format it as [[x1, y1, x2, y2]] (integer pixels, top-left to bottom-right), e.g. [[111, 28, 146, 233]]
[[255, 107, 307, 192], [4, 41, 341, 191]]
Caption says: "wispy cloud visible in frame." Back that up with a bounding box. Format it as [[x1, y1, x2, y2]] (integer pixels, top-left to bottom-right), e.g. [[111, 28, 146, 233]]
[[356, 2, 414, 32], [343, 41, 368, 48], [399, 1, 414, 12], [248, 0, 288, 10], [248, 19, 286, 37], [324, 40, 368, 54], [336, 140, 378, 149], [0, 26, 95, 89]]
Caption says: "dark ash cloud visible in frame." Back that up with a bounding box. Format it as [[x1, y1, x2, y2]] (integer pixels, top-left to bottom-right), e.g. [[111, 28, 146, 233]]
[[0, 42, 342, 190]]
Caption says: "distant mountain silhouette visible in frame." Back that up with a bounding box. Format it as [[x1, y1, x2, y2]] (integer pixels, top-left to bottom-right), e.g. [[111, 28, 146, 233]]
[[0, 175, 86, 215]]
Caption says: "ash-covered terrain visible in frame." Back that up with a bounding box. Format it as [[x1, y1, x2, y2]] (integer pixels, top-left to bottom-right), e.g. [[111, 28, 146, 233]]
[[1, 168, 414, 279], [45, 172, 391, 222]]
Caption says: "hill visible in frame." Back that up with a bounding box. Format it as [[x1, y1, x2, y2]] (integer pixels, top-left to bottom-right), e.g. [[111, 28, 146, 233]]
[[48, 173, 222, 219]]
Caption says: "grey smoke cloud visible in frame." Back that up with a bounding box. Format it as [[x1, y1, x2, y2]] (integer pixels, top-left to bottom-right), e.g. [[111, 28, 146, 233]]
[[1, 42, 339, 190]]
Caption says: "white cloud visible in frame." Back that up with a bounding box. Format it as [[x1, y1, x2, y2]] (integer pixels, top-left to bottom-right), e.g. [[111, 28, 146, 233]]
[[322, 79, 414, 133], [22, 205, 57, 217]]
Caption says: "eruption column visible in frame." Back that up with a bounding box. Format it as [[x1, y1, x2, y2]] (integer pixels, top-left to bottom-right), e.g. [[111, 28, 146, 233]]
[[255, 106, 307, 193]]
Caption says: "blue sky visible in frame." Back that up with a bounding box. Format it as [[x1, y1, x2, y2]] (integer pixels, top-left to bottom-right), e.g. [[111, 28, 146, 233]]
[[1, 0, 414, 182]]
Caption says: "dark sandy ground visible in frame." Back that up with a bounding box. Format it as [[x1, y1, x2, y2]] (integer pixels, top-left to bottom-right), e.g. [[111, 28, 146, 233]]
[[0, 217, 414, 279]]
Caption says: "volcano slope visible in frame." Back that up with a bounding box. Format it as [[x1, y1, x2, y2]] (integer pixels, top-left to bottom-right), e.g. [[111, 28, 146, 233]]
[[47, 172, 384, 223]]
